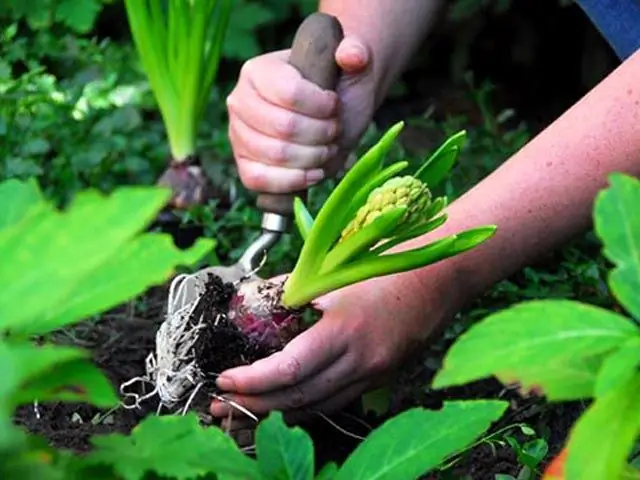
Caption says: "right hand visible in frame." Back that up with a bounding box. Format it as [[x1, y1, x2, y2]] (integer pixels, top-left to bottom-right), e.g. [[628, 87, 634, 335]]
[[226, 35, 376, 194]]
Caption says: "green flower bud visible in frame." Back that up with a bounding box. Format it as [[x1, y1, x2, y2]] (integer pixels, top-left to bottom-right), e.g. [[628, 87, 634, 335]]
[[340, 175, 432, 242]]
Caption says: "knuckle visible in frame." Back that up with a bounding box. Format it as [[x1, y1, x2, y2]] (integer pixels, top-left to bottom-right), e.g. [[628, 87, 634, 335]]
[[237, 163, 264, 191], [278, 355, 302, 385], [367, 348, 391, 374], [267, 142, 289, 165], [286, 386, 306, 409], [275, 113, 297, 139]]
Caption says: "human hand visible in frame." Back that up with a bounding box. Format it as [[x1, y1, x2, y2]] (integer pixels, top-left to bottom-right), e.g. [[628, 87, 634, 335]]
[[226, 35, 376, 194], [209, 271, 450, 422]]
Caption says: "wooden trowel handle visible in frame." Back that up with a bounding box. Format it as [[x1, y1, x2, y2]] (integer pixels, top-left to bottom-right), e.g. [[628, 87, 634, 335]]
[[256, 12, 344, 217]]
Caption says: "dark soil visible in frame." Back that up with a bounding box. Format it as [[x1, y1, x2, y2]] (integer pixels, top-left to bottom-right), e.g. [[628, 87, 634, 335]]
[[191, 273, 276, 377], [12, 280, 582, 479]]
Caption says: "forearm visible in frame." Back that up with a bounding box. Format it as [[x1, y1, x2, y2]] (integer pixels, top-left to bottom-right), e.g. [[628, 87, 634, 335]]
[[405, 49, 640, 318], [318, 0, 444, 106]]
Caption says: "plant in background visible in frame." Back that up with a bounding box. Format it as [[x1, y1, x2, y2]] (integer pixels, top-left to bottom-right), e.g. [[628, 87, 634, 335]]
[[431, 172, 640, 479], [123, 0, 232, 209]]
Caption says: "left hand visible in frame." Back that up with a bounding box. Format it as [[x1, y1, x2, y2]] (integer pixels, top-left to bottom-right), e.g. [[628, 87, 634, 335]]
[[209, 271, 450, 423]]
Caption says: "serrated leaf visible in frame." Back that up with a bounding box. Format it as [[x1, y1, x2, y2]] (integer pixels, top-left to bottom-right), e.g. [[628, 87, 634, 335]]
[[0, 186, 172, 331], [594, 173, 640, 320], [414, 130, 466, 187], [335, 400, 507, 480], [31, 235, 214, 336], [432, 300, 640, 400], [255, 411, 314, 480], [86, 413, 260, 480], [565, 373, 640, 479], [0, 178, 45, 231], [594, 337, 640, 398]]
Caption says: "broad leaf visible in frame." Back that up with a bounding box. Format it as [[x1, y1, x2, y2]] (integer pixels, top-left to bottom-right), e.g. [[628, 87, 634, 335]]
[[0, 178, 44, 231], [86, 413, 260, 480], [414, 130, 466, 187], [2, 342, 118, 408], [594, 337, 640, 398], [335, 400, 508, 480], [31, 235, 214, 336], [565, 373, 640, 479], [255, 411, 314, 480], [0, 186, 172, 329], [0, 183, 214, 335], [594, 173, 640, 320], [432, 300, 639, 400]]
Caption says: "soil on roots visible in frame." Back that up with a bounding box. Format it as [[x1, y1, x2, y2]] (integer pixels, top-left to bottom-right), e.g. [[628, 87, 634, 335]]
[[190, 273, 277, 378]]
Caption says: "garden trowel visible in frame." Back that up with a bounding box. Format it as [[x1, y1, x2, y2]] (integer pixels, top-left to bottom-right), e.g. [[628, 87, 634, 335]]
[[183, 12, 345, 294]]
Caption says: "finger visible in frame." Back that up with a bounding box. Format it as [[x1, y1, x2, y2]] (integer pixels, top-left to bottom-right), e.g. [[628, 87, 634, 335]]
[[212, 350, 354, 416], [229, 114, 338, 169], [233, 155, 324, 193], [335, 36, 371, 75], [247, 53, 338, 119], [227, 87, 339, 146], [215, 318, 347, 395]]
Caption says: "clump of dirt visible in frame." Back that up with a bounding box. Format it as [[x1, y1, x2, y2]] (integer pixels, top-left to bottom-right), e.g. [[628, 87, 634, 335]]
[[190, 273, 278, 378]]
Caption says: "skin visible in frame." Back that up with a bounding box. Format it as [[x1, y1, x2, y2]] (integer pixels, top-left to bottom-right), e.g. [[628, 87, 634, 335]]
[[211, 1, 640, 422]]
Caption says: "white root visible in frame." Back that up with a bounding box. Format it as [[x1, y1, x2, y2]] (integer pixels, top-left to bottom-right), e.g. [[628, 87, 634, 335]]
[[119, 265, 260, 414]]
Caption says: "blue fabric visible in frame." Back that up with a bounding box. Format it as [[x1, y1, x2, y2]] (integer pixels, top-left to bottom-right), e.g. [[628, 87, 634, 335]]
[[575, 0, 640, 60]]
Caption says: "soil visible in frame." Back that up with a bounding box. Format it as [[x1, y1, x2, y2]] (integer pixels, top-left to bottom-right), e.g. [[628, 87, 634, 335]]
[[12, 277, 584, 478]]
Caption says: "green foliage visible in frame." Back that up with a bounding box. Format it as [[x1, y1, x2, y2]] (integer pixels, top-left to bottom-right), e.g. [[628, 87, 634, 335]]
[[0, 0, 111, 34], [0, 175, 508, 478], [432, 173, 640, 478], [283, 122, 497, 307]]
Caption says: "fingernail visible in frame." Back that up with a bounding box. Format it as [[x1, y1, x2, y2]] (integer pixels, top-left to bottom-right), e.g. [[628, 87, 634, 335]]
[[216, 375, 235, 391], [306, 169, 325, 185]]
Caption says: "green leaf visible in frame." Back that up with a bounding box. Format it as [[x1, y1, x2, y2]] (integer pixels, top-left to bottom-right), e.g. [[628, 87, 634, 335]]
[[55, 0, 102, 33], [335, 400, 508, 480], [432, 300, 640, 400], [2, 342, 118, 408], [255, 411, 314, 480], [594, 173, 640, 321], [566, 373, 640, 479], [293, 197, 314, 242], [316, 462, 339, 480], [414, 130, 466, 187], [594, 336, 640, 398], [32, 235, 214, 336], [369, 214, 448, 256], [0, 178, 45, 231], [445, 226, 497, 256], [0, 185, 212, 336], [321, 207, 407, 273], [86, 413, 260, 480]]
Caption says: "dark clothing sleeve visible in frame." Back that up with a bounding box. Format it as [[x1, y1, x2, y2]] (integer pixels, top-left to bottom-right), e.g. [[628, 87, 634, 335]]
[[575, 0, 640, 60]]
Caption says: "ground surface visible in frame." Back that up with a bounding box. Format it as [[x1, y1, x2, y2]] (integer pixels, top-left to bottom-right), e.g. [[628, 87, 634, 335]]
[[13, 279, 585, 479]]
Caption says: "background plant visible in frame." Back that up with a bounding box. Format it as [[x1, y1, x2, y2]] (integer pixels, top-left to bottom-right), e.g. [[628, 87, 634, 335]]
[[432, 173, 640, 479]]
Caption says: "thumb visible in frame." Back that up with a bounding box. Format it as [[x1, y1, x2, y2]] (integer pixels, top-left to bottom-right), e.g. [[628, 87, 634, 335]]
[[335, 35, 371, 75]]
